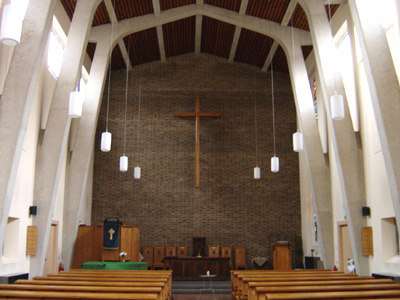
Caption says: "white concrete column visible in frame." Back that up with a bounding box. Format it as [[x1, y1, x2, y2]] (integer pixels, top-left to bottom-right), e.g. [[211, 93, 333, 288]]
[[30, 0, 102, 277], [62, 38, 111, 270], [348, 0, 400, 238], [299, 0, 368, 275], [287, 43, 334, 269], [0, 0, 56, 253]]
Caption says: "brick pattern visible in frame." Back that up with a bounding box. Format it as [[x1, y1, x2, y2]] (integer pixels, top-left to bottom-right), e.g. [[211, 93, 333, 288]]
[[92, 53, 302, 269]]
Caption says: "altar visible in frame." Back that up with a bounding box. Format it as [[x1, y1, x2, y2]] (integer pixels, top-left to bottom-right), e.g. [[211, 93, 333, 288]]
[[163, 256, 230, 281]]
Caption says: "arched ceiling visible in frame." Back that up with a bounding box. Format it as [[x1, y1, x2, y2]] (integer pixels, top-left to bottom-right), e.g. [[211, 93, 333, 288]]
[[60, 0, 341, 73]]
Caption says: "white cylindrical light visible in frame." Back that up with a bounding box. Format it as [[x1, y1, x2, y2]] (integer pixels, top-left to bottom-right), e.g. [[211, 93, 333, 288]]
[[100, 131, 112, 152], [0, 4, 22, 46], [69, 91, 83, 118], [134, 166, 141, 179], [254, 167, 260, 179], [119, 155, 128, 172], [293, 132, 303, 152], [330, 94, 345, 120], [271, 156, 279, 173]]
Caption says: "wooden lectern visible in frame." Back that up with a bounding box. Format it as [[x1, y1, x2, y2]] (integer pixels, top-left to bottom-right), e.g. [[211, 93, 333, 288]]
[[273, 241, 291, 270]]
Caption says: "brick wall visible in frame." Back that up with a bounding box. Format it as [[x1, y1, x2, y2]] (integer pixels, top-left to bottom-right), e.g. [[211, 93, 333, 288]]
[[92, 53, 302, 269]]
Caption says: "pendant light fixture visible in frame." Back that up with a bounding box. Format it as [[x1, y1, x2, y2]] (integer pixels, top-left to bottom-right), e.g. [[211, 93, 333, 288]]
[[270, 59, 279, 173], [328, 0, 345, 121], [253, 69, 260, 179], [101, 0, 116, 152], [0, 3, 23, 46], [119, 42, 130, 172], [69, 89, 84, 118], [134, 73, 142, 180]]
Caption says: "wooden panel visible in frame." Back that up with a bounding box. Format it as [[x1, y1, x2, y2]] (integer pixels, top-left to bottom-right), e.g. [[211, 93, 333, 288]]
[[71, 226, 95, 269], [113, 0, 154, 21], [120, 226, 140, 261], [208, 245, 220, 257], [160, 0, 196, 11], [234, 246, 246, 268], [273, 242, 292, 270], [288, 3, 309, 31], [163, 17, 195, 58], [166, 246, 177, 257], [204, 0, 241, 12], [26, 226, 37, 256], [302, 45, 313, 60], [94, 226, 103, 261], [124, 28, 161, 66], [153, 246, 165, 268], [177, 246, 188, 257], [201, 17, 236, 58], [92, 1, 110, 27], [221, 246, 232, 266], [110, 44, 126, 71], [234, 29, 273, 68], [271, 45, 289, 74], [362, 226, 373, 256], [130, 227, 140, 262], [142, 246, 154, 268], [246, 0, 291, 23]]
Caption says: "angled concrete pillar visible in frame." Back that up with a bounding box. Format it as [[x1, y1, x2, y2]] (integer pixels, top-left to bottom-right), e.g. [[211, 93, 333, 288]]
[[299, 0, 368, 274], [0, 0, 56, 252], [287, 44, 334, 269], [348, 0, 400, 237], [62, 38, 111, 270], [30, 0, 102, 277]]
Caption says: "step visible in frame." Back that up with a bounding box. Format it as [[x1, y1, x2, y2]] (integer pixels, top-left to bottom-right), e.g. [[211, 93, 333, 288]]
[[172, 280, 231, 294]]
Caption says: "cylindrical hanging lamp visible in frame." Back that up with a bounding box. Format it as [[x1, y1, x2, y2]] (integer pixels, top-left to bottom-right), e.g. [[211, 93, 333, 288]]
[[134, 166, 141, 179], [0, 4, 22, 46], [119, 155, 128, 172], [271, 156, 279, 173], [330, 93, 345, 120], [68, 91, 83, 118], [293, 132, 304, 152], [100, 131, 112, 152], [254, 167, 260, 179]]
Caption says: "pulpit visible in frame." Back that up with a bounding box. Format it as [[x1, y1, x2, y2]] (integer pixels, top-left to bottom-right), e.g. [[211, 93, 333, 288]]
[[273, 241, 291, 270]]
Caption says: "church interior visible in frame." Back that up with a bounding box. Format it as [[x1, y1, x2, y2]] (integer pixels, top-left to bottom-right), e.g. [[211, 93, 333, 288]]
[[1, 0, 400, 298]]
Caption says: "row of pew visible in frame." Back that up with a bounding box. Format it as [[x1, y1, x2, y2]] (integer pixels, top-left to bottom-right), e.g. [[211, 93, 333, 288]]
[[0, 269, 172, 299], [230, 269, 400, 300]]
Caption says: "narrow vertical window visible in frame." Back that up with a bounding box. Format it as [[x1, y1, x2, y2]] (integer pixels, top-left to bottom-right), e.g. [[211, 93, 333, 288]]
[[47, 30, 64, 78]]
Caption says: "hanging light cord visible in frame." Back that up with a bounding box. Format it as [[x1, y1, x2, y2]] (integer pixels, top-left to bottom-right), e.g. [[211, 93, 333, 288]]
[[271, 60, 276, 157], [136, 77, 142, 163], [105, 0, 116, 132], [254, 70, 259, 167], [123, 41, 129, 156], [328, 0, 337, 95]]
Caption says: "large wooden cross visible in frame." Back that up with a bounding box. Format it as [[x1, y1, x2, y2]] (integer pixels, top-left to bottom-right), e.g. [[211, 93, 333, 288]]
[[175, 95, 221, 188]]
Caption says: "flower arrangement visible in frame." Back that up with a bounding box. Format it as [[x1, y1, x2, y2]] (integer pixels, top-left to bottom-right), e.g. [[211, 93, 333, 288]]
[[119, 251, 127, 262]]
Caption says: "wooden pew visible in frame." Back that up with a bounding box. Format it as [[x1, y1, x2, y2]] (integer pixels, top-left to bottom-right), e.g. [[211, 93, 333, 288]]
[[255, 284, 400, 300], [247, 279, 395, 300], [0, 284, 164, 300], [0, 290, 160, 299], [260, 290, 400, 300]]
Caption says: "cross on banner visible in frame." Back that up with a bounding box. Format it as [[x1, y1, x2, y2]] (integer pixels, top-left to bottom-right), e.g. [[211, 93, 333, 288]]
[[108, 228, 115, 240], [174, 95, 221, 188]]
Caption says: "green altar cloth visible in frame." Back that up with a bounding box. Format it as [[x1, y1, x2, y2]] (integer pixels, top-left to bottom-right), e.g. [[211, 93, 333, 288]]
[[81, 261, 148, 270]]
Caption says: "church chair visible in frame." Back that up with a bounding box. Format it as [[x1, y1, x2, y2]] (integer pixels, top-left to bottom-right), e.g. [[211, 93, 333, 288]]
[[153, 246, 165, 270], [176, 246, 188, 257], [164, 246, 176, 270], [221, 245, 233, 268], [235, 246, 247, 269], [208, 245, 220, 257], [142, 246, 153, 270]]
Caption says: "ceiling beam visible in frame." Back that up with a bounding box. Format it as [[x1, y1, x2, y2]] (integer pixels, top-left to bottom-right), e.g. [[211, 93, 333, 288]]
[[195, 14, 202, 54], [262, 0, 298, 72], [152, 0, 166, 62], [228, 0, 249, 62], [324, 0, 345, 4], [104, 0, 132, 69]]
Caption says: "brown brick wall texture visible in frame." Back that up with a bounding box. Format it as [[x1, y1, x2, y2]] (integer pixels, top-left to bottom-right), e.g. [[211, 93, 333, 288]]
[[92, 53, 302, 269]]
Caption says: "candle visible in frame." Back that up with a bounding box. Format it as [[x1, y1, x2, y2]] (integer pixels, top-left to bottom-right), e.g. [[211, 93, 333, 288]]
[[206, 271, 210, 276]]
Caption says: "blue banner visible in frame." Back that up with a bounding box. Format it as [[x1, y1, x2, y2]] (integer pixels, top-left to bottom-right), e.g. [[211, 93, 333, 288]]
[[103, 218, 119, 250]]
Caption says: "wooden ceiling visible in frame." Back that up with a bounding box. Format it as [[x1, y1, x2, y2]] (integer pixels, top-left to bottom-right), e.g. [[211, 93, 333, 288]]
[[60, 0, 340, 73]]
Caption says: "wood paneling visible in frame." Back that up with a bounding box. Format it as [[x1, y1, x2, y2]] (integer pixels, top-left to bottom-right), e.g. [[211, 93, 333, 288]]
[[273, 242, 292, 270], [124, 28, 161, 66], [362, 226, 373, 256], [160, 0, 196, 11], [234, 28, 273, 68], [302, 45, 313, 60], [26, 226, 37, 256], [271, 45, 289, 74], [289, 3, 309, 31], [110, 43, 126, 71], [246, 0, 291, 23], [113, 0, 154, 21], [92, 1, 110, 27], [163, 17, 195, 58], [204, 0, 241, 12], [201, 16, 235, 58]]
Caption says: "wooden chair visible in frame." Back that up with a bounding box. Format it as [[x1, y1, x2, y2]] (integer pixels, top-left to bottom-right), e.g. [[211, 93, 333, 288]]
[[164, 246, 176, 270], [142, 246, 153, 270], [235, 246, 247, 269], [221, 245, 232, 268], [176, 246, 187, 257], [153, 246, 165, 270], [208, 245, 220, 257]]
